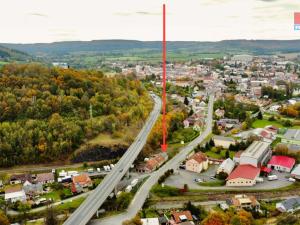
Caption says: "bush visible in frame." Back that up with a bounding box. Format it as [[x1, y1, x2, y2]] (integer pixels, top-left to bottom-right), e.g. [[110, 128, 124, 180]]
[[151, 185, 179, 197]]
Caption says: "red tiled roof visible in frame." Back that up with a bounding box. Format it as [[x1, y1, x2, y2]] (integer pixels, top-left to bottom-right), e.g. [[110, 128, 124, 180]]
[[72, 174, 92, 185], [36, 173, 54, 183], [171, 211, 193, 223], [227, 165, 260, 180], [267, 156, 296, 169], [188, 152, 207, 164]]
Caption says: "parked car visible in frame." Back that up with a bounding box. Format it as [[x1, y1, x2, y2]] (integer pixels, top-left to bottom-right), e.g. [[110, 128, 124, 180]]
[[194, 178, 203, 183], [288, 177, 296, 182], [179, 165, 186, 169], [210, 176, 216, 180], [267, 175, 278, 181]]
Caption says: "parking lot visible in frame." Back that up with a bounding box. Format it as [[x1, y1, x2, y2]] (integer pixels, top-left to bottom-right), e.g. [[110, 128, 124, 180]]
[[164, 164, 293, 190]]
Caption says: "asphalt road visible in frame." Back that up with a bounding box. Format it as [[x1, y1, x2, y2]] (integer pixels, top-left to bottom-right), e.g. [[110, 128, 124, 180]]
[[63, 94, 162, 225], [91, 93, 215, 225]]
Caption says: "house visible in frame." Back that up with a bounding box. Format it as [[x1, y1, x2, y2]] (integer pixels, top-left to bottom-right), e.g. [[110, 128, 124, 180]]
[[10, 174, 33, 185], [23, 181, 43, 196], [267, 156, 296, 172], [72, 174, 92, 188], [226, 164, 260, 187], [137, 153, 168, 173], [213, 135, 236, 149], [233, 151, 244, 164], [5, 186, 26, 203], [215, 108, 225, 118], [239, 141, 271, 167], [291, 164, 300, 179], [185, 152, 208, 173], [36, 173, 55, 184], [217, 118, 239, 130], [171, 211, 193, 224], [217, 158, 235, 175], [226, 194, 260, 211], [276, 197, 300, 213], [282, 129, 300, 146], [71, 182, 84, 194], [141, 218, 160, 225]]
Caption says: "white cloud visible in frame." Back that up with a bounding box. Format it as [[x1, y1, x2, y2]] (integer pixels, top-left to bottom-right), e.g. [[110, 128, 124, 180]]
[[0, 0, 299, 43]]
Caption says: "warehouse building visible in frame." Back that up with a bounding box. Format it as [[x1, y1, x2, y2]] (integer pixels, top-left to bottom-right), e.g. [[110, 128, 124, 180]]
[[240, 141, 271, 167]]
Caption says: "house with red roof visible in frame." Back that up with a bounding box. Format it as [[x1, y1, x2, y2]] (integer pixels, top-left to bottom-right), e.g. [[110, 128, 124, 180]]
[[226, 164, 260, 187], [72, 174, 92, 188], [170, 210, 193, 224], [185, 152, 208, 173], [267, 156, 296, 172]]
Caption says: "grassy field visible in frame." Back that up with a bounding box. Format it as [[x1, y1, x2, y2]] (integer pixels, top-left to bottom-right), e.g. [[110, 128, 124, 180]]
[[55, 197, 86, 211], [205, 150, 235, 159], [252, 119, 284, 128]]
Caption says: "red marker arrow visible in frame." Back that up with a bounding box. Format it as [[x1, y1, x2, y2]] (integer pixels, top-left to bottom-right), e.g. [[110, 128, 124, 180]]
[[161, 4, 167, 152]]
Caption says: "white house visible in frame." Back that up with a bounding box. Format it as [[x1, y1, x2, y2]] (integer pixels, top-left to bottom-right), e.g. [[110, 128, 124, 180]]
[[185, 152, 208, 173], [217, 158, 235, 175], [5, 186, 26, 203], [213, 135, 236, 149], [291, 164, 300, 179]]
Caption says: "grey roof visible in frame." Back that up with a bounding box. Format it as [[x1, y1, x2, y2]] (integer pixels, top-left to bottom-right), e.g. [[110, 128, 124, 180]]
[[241, 141, 270, 159], [283, 129, 300, 141], [281, 197, 300, 211], [213, 135, 235, 142]]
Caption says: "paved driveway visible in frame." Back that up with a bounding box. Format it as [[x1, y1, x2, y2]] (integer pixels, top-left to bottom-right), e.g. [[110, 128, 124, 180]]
[[165, 167, 292, 190]]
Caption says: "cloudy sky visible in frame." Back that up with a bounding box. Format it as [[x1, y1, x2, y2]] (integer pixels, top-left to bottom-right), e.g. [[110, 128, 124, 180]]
[[0, 0, 299, 43]]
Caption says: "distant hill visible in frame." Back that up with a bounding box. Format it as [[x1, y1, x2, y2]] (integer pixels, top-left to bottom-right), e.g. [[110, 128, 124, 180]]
[[0, 45, 31, 61], [2, 39, 300, 56]]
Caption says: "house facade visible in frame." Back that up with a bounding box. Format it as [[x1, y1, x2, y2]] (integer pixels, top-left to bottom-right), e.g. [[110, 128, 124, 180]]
[[185, 152, 208, 173]]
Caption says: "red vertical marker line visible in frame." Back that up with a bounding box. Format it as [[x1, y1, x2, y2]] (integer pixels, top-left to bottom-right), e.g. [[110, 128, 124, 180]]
[[161, 4, 167, 152]]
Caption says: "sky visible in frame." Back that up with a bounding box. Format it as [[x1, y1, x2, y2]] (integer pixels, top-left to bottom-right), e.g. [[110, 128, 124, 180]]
[[0, 0, 299, 43]]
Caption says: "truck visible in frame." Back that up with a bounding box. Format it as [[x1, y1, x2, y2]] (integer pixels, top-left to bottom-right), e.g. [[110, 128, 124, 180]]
[[59, 170, 67, 177], [87, 168, 94, 173], [256, 177, 264, 183], [97, 168, 101, 172], [131, 179, 138, 187], [268, 175, 278, 181]]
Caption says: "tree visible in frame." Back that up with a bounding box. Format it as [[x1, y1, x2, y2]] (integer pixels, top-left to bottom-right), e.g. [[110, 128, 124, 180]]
[[225, 150, 230, 159], [209, 139, 215, 147], [122, 215, 142, 225], [45, 205, 59, 225], [201, 211, 229, 225], [18, 202, 31, 223], [257, 111, 263, 120], [0, 211, 9, 225], [184, 96, 189, 105], [213, 121, 221, 135]]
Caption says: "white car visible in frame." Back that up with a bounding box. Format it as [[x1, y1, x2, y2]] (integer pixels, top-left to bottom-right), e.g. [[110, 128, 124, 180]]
[[194, 178, 203, 183]]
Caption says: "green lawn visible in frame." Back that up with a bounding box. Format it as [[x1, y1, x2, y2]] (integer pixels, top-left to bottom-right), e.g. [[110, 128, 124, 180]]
[[205, 150, 235, 159], [55, 197, 86, 211], [252, 119, 283, 128], [199, 180, 225, 187], [40, 190, 61, 201]]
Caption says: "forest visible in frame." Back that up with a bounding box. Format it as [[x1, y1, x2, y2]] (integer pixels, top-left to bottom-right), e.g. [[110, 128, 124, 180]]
[[0, 63, 152, 167]]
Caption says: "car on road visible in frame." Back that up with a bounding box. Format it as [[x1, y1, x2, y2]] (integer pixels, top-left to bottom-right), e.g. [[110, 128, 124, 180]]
[[288, 177, 296, 182], [194, 178, 203, 183], [119, 169, 123, 173], [210, 176, 216, 180], [268, 175, 278, 181], [179, 165, 186, 169]]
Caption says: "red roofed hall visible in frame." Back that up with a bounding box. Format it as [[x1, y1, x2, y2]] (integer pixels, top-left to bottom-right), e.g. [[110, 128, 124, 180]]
[[267, 156, 296, 172], [226, 164, 260, 187]]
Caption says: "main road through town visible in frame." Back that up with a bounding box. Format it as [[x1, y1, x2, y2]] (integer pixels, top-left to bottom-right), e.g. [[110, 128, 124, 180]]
[[63, 94, 162, 225], [91, 92, 215, 225]]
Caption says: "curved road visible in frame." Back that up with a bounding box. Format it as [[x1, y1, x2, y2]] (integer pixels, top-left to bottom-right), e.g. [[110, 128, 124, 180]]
[[91, 93, 214, 225], [63, 94, 161, 225]]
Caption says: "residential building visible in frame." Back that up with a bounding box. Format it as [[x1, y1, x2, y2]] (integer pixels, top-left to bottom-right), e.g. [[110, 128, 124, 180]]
[[185, 152, 208, 173], [227, 194, 260, 211], [5, 186, 26, 203], [72, 174, 92, 188], [137, 153, 168, 173], [10, 174, 33, 185], [36, 173, 55, 184], [213, 135, 236, 149], [170, 211, 193, 224], [291, 164, 300, 179], [226, 164, 260, 187], [239, 141, 271, 167], [276, 197, 300, 213], [267, 156, 296, 172], [282, 129, 300, 146], [23, 181, 43, 196], [217, 158, 235, 175], [141, 218, 160, 225]]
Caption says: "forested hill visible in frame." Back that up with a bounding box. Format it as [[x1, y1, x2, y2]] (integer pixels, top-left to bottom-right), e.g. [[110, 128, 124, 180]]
[[2, 39, 300, 56], [0, 45, 31, 61], [0, 63, 152, 167]]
